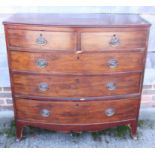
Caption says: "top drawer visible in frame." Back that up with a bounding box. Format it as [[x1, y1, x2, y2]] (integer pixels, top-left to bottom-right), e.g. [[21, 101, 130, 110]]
[[7, 29, 76, 51], [6, 27, 148, 52], [81, 30, 147, 51]]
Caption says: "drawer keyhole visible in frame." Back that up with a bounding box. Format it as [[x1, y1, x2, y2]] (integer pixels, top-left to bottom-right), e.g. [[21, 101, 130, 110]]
[[75, 51, 83, 60], [77, 55, 80, 60], [75, 103, 79, 107]]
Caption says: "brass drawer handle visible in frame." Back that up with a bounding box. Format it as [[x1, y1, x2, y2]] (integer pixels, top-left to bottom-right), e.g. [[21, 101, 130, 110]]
[[109, 34, 120, 46], [40, 109, 50, 117], [36, 58, 48, 68], [106, 82, 117, 91], [36, 34, 47, 46], [104, 108, 115, 117], [107, 58, 118, 68], [38, 82, 49, 92]]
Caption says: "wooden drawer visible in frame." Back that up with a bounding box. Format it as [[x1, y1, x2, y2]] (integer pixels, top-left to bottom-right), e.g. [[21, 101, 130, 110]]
[[15, 98, 139, 124], [7, 29, 76, 51], [10, 51, 144, 74], [81, 30, 147, 51], [12, 73, 141, 98]]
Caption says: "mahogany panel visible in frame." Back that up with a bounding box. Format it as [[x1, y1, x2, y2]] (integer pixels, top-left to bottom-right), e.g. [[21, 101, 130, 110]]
[[15, 98, 140, 124], [5, 25, 148, 33], [12, 73, 141, 98], [3, 14, 150, 27], [81, 31, 147, 51], [7, 29, 76, 51], [10, 51, 144, 74]]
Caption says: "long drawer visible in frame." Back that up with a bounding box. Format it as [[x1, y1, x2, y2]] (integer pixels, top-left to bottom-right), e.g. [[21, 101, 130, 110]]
[[10, 51, 144, 74], [12, 73, 141, 98], [15, 98, 139, 124]]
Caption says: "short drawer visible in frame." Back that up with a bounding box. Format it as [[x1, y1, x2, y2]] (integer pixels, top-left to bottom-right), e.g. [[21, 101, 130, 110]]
[[81, 30, 147, 51], [7, 29, 76, 51], [12, 73, 141, 98], [15, 98, 139, 124], [10, 51, 144, 74]]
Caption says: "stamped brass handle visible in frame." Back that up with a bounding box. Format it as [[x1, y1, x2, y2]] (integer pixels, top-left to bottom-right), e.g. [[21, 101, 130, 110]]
[[36, 34, 47, 46], [107, 58, 118, 68], [104, 108, 115, 117], [38, 82, 49, 92], [106, 82, 117, 91], [109, 34, 120, 46], [40, 109, 50, 117], [36, 58, 48, 68]]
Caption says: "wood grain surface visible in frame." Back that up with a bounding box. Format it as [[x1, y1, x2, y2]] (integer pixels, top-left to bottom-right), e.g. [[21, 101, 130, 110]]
[[15, 98, 140, 124], [12, 73, 141, 98], [10, 51, 144, 74]]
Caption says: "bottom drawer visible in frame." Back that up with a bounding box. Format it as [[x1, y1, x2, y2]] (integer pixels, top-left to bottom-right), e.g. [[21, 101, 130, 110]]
[[15, 98, 139, 125]]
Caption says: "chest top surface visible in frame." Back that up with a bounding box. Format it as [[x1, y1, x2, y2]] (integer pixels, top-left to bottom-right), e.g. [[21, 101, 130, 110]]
[[3, 13, 150, 27]]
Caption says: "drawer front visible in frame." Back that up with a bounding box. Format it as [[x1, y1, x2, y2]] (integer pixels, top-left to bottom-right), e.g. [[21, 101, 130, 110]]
[[10, 51, 144, 74], [13, 73, 141, 98], [7, 29, 76, 51], [15, 98, 139, 124], [81, 31, 147, 51]]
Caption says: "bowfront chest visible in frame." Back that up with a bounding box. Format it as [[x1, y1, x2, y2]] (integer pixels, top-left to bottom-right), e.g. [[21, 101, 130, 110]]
[[3, 14, 150, 140]]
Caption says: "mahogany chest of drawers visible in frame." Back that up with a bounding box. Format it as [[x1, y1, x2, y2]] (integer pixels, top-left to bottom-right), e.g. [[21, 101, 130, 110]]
[[3, 14, 150, 140]]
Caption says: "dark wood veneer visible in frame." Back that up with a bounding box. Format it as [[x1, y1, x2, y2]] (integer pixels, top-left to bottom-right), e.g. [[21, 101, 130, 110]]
[[12, 73, 141, 98], [10, 51, 144, 74], [3, 14, 150, 27], [15, 98, 139, 124]]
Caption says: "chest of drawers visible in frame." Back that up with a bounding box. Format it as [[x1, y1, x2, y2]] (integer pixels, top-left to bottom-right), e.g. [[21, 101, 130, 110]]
[[3, 13, 150, 140]]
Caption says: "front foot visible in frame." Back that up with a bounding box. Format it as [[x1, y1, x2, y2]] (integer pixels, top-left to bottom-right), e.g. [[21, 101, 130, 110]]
[[131, 134, 138, 140], [16, 122, 24, 141], [128, 121, 138, 140], [16, 138, 21, 142]]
